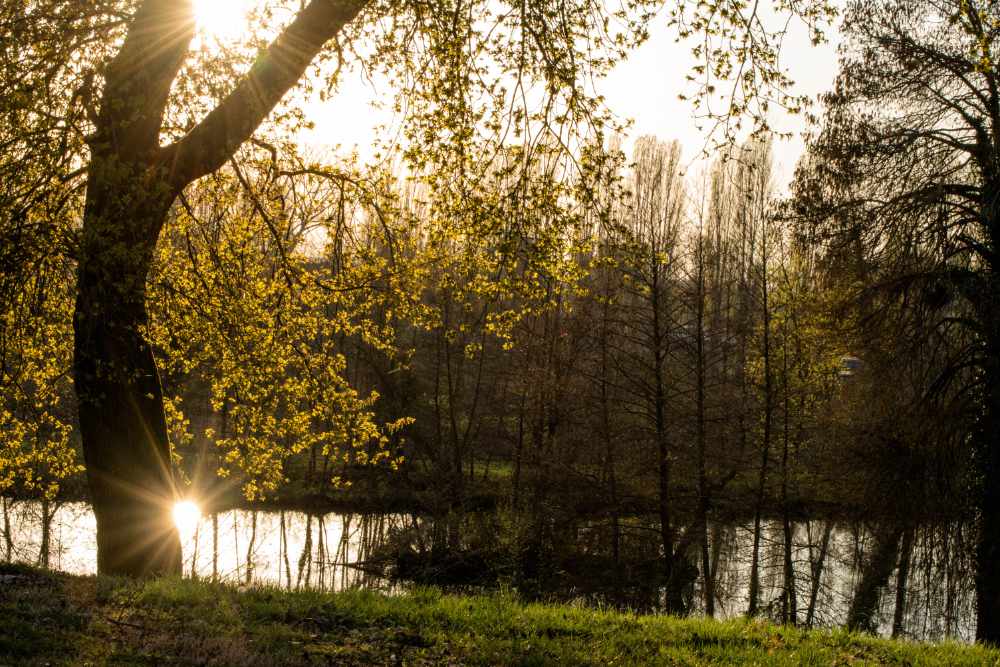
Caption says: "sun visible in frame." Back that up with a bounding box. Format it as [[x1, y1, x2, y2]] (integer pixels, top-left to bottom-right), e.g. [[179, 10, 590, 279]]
[[193, 0, 253, 40], [172, 500, 202, 542]]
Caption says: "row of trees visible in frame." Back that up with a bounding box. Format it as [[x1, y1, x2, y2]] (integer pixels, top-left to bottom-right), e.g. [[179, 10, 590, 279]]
[[0, 36, 981, 621], [5, 127, 927, 629], [13, 131, 963, 636]]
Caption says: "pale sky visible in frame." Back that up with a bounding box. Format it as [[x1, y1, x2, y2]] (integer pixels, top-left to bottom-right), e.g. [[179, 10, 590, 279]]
[[598, 10, 841, 191], [295, 5, 842, 193]]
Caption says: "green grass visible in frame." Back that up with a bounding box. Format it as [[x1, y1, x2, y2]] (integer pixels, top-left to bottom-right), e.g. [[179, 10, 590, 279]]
[[1, 563, 996, 666]]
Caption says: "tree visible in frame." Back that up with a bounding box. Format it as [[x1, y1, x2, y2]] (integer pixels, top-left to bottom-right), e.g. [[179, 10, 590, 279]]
[[791, 0, 1000, 642], [149, 159, 409, 503], [2, 0, 833, 576], [613, 136, 690, 611], [718, 139, 777, 619], [0, 254, 81, 504], [3, 0, 649, 576]]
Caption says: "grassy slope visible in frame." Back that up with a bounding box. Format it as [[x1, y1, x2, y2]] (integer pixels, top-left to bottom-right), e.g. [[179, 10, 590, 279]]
[[1, 563, 996, 666]]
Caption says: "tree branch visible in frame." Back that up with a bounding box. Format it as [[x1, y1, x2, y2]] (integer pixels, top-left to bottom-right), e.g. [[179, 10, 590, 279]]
[[164, 0, 368, 187], [96, 0, 196, 157]]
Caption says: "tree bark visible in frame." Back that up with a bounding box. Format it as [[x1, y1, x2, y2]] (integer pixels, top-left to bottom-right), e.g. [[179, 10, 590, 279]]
[[75, 203, 184, 574], [73, 0, 196, 578]]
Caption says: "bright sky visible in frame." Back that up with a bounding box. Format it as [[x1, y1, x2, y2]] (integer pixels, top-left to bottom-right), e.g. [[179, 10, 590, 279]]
[[598, 12, 841, 191], [289, 5, 843, 192]]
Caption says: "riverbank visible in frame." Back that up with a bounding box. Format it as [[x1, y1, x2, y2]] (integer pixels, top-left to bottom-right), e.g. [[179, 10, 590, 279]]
[[1, 563, 995, 666]]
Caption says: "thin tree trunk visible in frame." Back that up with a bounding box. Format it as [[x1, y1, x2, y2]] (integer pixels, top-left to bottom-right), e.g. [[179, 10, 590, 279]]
[[317, 515, 327, 589], [2, 497, 12, 562], [245, 509, 257, 584], [512, 391, 526, 512], [651, 275, 679, 613], [781, 340, 796, 625], [280, 510, 292, 589], [748, 260, 774, 618], [946, 526, 959, 637], [37, 498, 51, 569], [191, 519, 199, 579], [781, 502, 797, 624], [695, 242, 713, 617], [212, 512, 219, 583], [602, 373, 621, 575], [598, 278, 621, 578], [297, 514, 313, 589]]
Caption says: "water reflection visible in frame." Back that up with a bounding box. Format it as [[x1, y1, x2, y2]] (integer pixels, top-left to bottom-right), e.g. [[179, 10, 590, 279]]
[[181, 509, 412, 591], [1, 500, 409, 593], [682, 520, 975, 641], [4, 500, 96, 574], [0, 500, 977, 642]]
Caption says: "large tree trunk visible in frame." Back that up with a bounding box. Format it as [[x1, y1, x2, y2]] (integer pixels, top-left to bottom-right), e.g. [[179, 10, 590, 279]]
[[975, 179, 1000, 642], [976, 345, 1000, 644], [70, 0, 196, 578], [70, 0, 367, 578], [70, 0, 364, 577], [74, 166, 182, 576]]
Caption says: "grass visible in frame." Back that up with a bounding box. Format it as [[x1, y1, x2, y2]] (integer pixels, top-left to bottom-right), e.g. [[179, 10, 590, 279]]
[[1, 563, 997, 666]]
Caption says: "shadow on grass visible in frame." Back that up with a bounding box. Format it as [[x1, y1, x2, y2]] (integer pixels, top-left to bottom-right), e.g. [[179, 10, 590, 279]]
[[0, 563, 88, 662]]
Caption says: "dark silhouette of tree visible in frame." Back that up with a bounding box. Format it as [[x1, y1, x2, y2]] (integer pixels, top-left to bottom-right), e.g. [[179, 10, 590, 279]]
[[791, 0, 1000, 642]]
